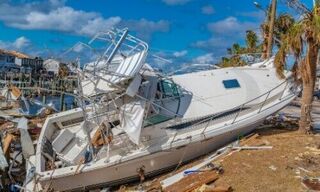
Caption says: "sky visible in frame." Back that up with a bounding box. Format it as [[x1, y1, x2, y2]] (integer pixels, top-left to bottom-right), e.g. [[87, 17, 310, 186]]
[[0, 0, 314, 72]]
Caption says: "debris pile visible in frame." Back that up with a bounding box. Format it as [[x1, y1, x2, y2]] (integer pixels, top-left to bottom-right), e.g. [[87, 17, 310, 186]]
[[0, 106, 52, 191]]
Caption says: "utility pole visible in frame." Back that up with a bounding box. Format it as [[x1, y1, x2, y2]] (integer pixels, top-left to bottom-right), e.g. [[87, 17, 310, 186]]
[[266, 0, 277, 59]]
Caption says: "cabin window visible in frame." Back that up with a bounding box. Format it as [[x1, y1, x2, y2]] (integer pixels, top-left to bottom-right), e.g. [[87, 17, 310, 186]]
[[222, 79, 240, 89], [159, 80, 180, 98]]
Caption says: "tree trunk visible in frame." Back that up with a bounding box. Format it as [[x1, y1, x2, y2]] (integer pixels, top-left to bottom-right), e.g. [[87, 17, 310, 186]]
[[299, 42, 319, 133], [266, 0, 277, 59]]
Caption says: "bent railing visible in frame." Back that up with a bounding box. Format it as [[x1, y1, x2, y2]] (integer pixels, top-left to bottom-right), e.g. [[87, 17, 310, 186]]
[[200, 79, 292, 134], [166, 78, 297, 147]]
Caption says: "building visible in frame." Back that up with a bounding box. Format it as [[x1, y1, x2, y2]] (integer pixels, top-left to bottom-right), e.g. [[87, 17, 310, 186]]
[[0, 49, 21, 73], [43, 59, 62, 75], [0, 49, 43, 75], [43, 59, 71, 77]]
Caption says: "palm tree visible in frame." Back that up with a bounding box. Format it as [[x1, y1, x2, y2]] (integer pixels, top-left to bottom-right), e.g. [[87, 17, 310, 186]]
[[261, 13, 295, 59], [231, 43, 242, 54], [274, 14, 295, 47], [245, 30, 259, 53], [274, 1, 320, 133]]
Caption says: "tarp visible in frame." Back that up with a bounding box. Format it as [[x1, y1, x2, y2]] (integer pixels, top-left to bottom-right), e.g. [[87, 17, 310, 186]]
[[17, 117, 28, 130], [119, 99, 146, 145], [17, 117, 35, 159], [126, 74, 142, 97]]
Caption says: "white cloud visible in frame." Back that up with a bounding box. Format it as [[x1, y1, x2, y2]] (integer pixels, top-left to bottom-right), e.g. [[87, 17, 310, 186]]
[[192, 36, 236, 54], [192, 53, 216, 64], [0, 0, 66, 24], [237, 11, 265, 21], [173, 50, 188, 57], [6, 7, 121, 36], [0, 2, 168, 38], [162, 0, 191, 5], [201, 5, 215, 15], [192, 16, 260, 55], [79, 17, 122, 36], [0, 36, 31, 50], [207, 17, 257, 35], [13, 37, 31, 49], [124, 19, 170, 40]]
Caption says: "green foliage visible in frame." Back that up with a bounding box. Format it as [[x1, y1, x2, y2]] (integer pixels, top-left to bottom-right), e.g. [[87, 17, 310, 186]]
[[246, 30, 259, 52], [274, 14, 295, 47], [217, 31, 261, 68], [274, 3, 320, 79]]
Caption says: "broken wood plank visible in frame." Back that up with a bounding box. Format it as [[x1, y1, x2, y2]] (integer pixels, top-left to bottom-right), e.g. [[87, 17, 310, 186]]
[[210, 186, 233, 192], [232, 146, 273, 150], [161, 144, 231, 188], [164, 171, 218, 192], [195, 184, 233, 192], [2, 133, 14, 155], [239, 133, 259, 146], [302, 177, 320, 191]]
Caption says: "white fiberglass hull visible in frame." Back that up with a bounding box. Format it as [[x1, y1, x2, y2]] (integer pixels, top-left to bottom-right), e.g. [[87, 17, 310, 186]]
[[37, 94, 294, 191]]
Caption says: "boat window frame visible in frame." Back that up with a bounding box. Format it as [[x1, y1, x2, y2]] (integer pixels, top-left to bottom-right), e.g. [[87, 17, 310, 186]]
[[159, 79, 181, 98]]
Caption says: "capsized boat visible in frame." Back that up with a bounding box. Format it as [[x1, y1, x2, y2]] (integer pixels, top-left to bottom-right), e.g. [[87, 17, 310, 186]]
[[30, 28, 297, 191]]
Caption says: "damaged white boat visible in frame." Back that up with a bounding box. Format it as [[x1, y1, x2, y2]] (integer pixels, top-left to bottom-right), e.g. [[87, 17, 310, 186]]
[[29, 29, 297, 191]]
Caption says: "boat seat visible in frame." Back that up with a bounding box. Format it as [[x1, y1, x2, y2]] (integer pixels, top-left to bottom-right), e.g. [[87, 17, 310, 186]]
[[56, 122, 97, 165], [109, 51, 146, 83], [59, 137, 88, 165], [52, 129, 74, 153]]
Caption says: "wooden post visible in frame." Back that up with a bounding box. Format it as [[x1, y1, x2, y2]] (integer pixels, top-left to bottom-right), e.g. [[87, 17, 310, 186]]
[[266, 0, 277, 59], [43, 94, 46, 105], [60, 93, 65, 111]]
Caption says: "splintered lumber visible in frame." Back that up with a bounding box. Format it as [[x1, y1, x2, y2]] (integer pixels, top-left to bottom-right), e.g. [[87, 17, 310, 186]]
[[164, 171, 218, 192], [210, 186, 233, 192], [232, 146, 273, 150], [195, 184, 232, 192], [145, 180, 162, 192], [91, 129, 108, 147], [161, 144, 231, 188], [91, 123, 112, 148], [302, 177, 320, 191], [10, 85, 22, 99], [2, 133, 14, 154], [239, 133, 259, 146]]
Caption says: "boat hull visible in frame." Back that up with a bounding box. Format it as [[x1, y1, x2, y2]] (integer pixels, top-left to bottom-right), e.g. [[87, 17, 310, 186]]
[[41, 123, 257, 191], [39, 95, 294, 191]]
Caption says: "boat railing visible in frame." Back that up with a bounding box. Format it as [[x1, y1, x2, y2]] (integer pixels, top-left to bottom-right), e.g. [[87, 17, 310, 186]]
[[167, 78, 297, 147], [200, 79, 294, 134]]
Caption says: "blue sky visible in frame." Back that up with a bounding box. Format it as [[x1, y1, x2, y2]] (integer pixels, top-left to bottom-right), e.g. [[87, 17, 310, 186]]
[[0, 0, 313, 71]]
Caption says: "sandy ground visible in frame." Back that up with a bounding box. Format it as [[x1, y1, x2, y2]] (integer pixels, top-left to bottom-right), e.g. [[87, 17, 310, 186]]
[[123, 99, 320, 192], [213, 127, 320, 192], [212, 100, 320, 192]]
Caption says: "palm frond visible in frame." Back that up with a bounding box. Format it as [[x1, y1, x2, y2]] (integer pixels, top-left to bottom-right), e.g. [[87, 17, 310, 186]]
[[312, 10, 320, 44], [287, 23, 304, 59], [274, 37, 288, 78]]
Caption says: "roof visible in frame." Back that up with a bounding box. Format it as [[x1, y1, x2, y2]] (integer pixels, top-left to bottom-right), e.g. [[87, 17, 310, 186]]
[[0, 49, 30, 59]]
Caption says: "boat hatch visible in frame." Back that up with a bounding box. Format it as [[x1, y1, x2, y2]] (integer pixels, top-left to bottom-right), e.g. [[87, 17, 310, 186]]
[[222, 79, 241, 89]]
